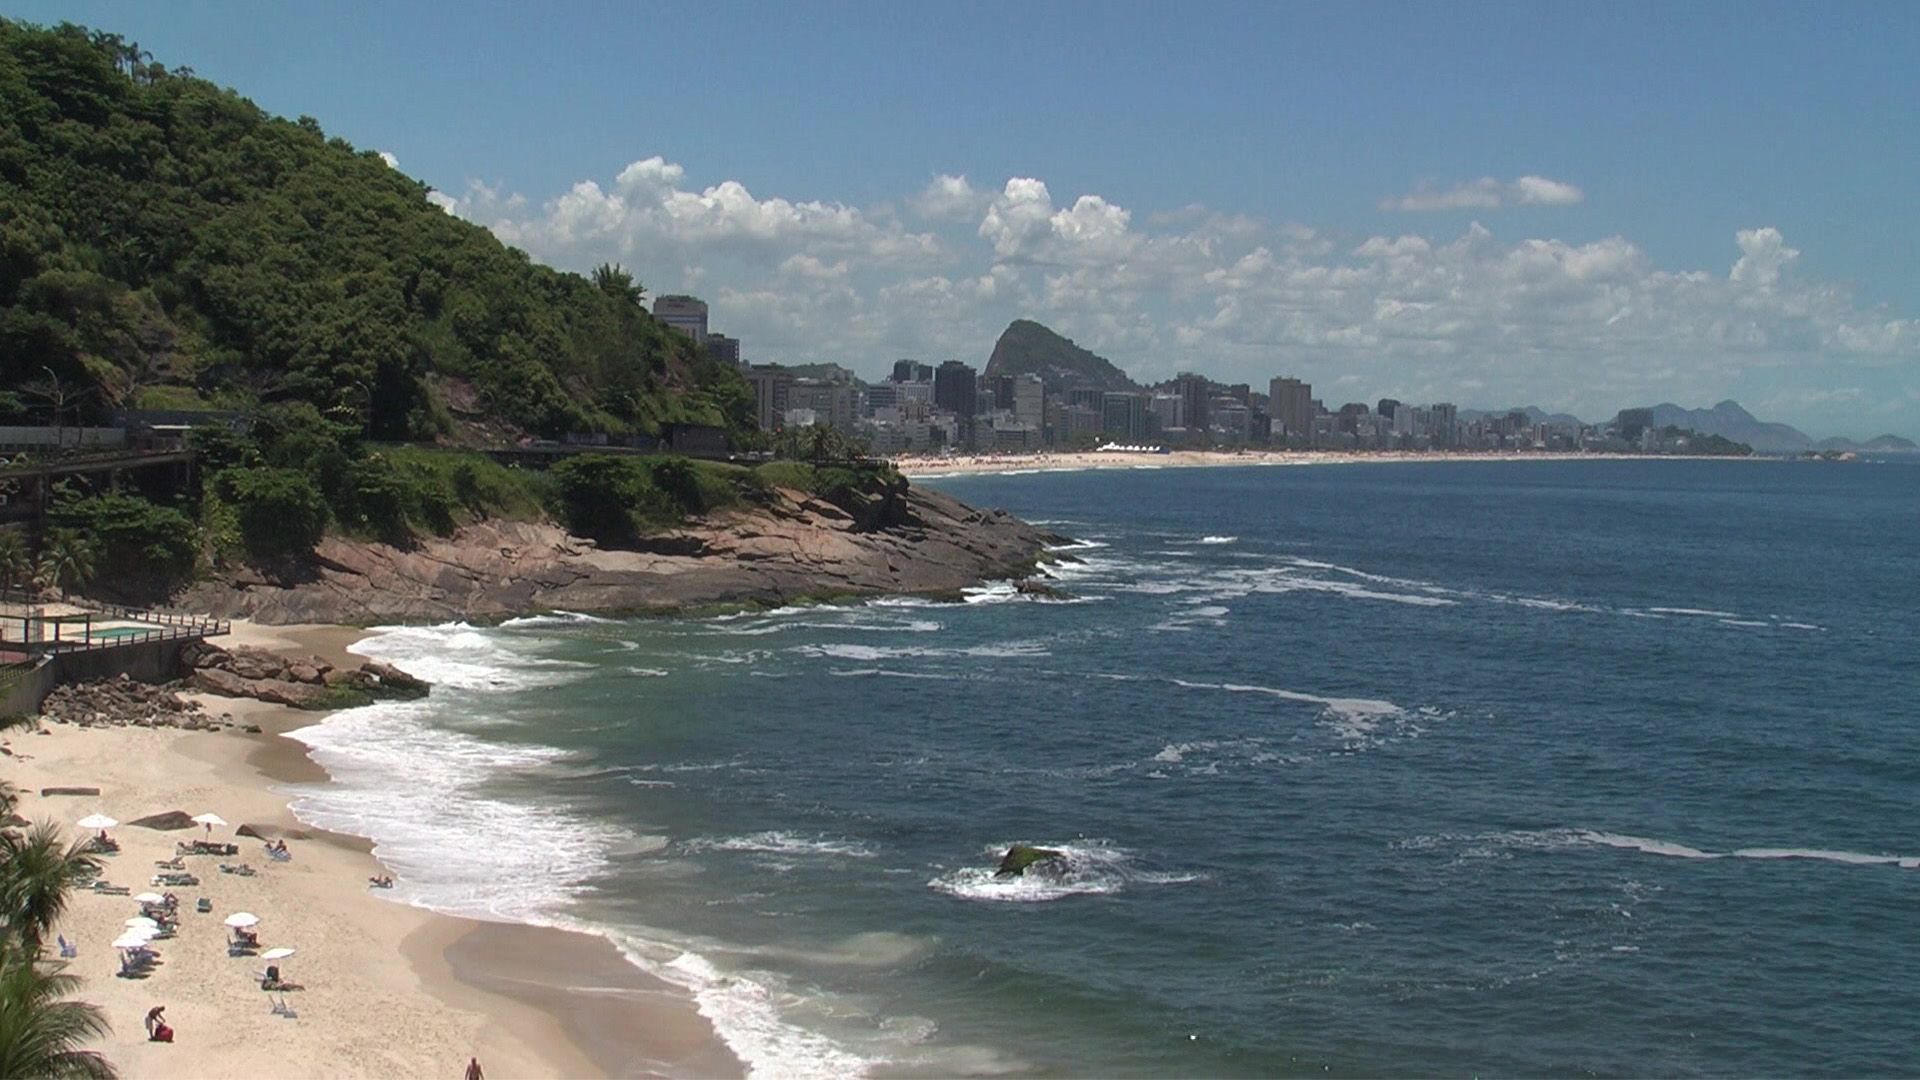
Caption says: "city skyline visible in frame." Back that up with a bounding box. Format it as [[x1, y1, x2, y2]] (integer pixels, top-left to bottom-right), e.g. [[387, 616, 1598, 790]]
[[18, 0, 1916, 439]]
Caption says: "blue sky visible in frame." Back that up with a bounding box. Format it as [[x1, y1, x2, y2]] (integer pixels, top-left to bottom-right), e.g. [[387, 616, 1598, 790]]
[[11, 1, 1918, 437]]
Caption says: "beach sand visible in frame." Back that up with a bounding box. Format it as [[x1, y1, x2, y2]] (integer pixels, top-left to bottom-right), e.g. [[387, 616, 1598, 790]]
[[5, 621, 740, 1079], [895, 448, 1747, 478]]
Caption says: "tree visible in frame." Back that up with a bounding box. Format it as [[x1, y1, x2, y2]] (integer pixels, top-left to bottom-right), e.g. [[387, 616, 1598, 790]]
[[0, 824, 99, 954], [33, 533, 93, 601], [218, 468, 328, 559], [47, 495, 197, 598], [0, 534, 31, 594], [590, 263, 645, 307], [0, 953, 116, 1079], [17, 372, 89, 456]]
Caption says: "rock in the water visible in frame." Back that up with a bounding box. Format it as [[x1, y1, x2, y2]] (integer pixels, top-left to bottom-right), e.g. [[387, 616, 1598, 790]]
[[994, 844, 1066, 878], [360, 661, 430, 698]]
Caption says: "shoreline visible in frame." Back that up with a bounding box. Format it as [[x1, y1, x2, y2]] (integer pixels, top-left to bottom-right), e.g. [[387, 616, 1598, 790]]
[[896, 448, 1772, 478], [16, 619, 741, 1079]]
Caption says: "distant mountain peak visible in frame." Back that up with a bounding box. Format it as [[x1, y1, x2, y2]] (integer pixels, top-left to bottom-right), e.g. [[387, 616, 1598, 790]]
[[1632, 400, 1810, 453], [984, 320, 1139, 395]]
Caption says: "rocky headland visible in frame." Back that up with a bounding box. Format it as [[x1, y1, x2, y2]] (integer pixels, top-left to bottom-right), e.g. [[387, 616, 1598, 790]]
[[179, 481, 1060, 626]]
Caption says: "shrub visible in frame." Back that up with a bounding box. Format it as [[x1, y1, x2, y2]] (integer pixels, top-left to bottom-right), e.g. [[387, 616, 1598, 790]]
[[219, 467, 329, 559], [48, 493, 198, 596]]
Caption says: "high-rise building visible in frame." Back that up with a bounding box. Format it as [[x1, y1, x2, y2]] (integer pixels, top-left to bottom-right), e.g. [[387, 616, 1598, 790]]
[[1012, 375, 1044, 425], [1430, 403, 1458, 447], [891, 359, 933, 384], [1149, 393, 1184, 433], [1268, 377, 1314, 443], [1175, 373, 1210, 433], [1101, 393, 1150, 441], [788, 379, 858, 430], [1067, 387, 1104, 412], [653, 295, 709, 344], [746, 365, 792, 431], [705, 333, 740, 367], [1377, 398, 1401, 421], [933, 360, 978, 418]]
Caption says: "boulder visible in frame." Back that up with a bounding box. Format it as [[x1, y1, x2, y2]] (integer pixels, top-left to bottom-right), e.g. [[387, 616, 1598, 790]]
[[237, 824, 314, 841], [994, 844, 1066, 878], [38, 786, 102, 797], [360, 661, 430, 698], [128, 810, 196, 831], [189, 667, 335, 709]]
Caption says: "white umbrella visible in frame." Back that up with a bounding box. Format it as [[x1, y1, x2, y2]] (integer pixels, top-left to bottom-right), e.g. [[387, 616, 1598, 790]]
[[124, 917, 158, 929], [111, 930, 154, 948], [134, 892, 166, 905], [191, 812, 228, 836], [76, 814, 118, 830], [259, 947, 295, 960], [223, 912, 260, 929]]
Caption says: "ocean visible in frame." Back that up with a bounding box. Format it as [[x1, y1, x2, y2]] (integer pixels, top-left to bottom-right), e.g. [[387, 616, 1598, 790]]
[[285, 458, 1920, 1077]]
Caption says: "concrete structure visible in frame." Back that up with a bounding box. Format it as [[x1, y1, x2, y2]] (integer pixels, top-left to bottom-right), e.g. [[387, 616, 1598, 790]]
[[653, 295, 709, 344], [788, 379, 858, 430], [1269, 377, 1314, 444], [891, 360, 933, 384], [933, 360, 978, 419], [705, 333, 741, 367], [1011, 375, 1045, 425], [1149, 394, 1184, 433], [746, 366, 794, 431], [1101, 393, 1150, 441], [1175, 374, 1210, 434]]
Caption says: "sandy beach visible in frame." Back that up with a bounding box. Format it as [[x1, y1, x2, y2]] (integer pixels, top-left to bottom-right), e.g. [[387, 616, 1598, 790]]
[[5, 620, 740, 1079], [895, 448, 1756, 478]]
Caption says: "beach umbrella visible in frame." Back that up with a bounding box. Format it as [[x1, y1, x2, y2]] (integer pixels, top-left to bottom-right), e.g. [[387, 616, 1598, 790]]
[[223, 912, 260, 929], [134, 892, 166, 905], [124, 917, 158, 930], [76, 813, 117, 830], [111, 931, 152, 949], [260, 947, 295, 960], [191, 812, 228, 836]]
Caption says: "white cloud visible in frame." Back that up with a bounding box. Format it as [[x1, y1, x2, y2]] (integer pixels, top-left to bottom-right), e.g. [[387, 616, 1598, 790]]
[[423, 154, 1919, 437], [1730, 226, 1798, 287], [1382, 175, 1586, 212], [910, 174, 990, 220]]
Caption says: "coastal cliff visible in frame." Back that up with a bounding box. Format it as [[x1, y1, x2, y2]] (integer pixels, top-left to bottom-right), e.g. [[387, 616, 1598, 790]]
[[179, 482, 1055, 625]]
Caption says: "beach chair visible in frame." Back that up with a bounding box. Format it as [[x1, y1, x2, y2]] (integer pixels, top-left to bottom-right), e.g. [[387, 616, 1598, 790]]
[[196, 897, 212, 914], [265, 845, 292, 863], [270, 996, 298, 1019], [56, 935, 76, 958]]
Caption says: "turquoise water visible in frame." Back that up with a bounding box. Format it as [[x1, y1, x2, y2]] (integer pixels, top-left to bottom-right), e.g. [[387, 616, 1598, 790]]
[[289, 458, 1920, 1076]]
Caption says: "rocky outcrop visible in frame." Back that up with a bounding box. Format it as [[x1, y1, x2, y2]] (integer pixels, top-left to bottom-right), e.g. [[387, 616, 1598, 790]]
[[995, 845, 1066, 878], [178, 482, 1061, 625], [179, 641, 431, 709], [38, 675, 232, 731], [128, 810, 196, 831]]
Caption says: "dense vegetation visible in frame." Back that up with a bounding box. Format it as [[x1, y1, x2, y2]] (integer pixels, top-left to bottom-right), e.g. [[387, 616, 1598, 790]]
[[0, 18, 753, 441], [0, 19, 902, 601]]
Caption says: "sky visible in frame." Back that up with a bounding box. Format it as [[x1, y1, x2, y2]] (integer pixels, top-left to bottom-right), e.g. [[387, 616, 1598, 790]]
[[11, 1, 1919, 438]]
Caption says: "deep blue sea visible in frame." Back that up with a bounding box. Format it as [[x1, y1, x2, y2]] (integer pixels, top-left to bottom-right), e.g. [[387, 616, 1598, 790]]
[[288, 458, 1920, 1077]]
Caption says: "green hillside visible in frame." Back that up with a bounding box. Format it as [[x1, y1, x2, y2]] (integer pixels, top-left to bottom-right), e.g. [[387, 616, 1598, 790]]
[[982, 319, 1138, 395], [0, 18, 752, 440]]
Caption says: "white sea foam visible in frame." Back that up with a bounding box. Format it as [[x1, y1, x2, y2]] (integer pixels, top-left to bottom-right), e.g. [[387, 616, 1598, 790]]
[[827, 668, 963, 681], [927, 842, 1200, 903], [798, 639, 1050, 661], [497, 611, 615, 628], [285, 701, 625, 923], [684, 831, 878, 859], [1406, 829, 1920, 870], [1718, 619, 1771, 628], [1647, 607, 1741, 618], [348, 624, 589, 692]]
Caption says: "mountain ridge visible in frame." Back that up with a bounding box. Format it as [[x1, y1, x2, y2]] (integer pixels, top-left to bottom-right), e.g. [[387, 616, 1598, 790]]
[[983, 319, 1140, 395]]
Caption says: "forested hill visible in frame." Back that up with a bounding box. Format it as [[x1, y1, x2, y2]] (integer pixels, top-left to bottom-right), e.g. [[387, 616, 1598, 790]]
[[0, 18, 752, 441], [983, 319, 1139, 396]]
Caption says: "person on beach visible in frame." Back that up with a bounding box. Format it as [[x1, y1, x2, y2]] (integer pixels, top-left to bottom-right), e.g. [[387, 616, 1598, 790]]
[[145, 1005, 173, 1043], [465, 1057, 484, 1080]]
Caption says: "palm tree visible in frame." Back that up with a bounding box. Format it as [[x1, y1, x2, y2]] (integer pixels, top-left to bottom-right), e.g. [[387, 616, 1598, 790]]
[[591, 263, 645, 307], [0, 533, 30, 595], [33, 534, 93, 602], [0, 825, 98, 954], [0, 952, 115, 1079]]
